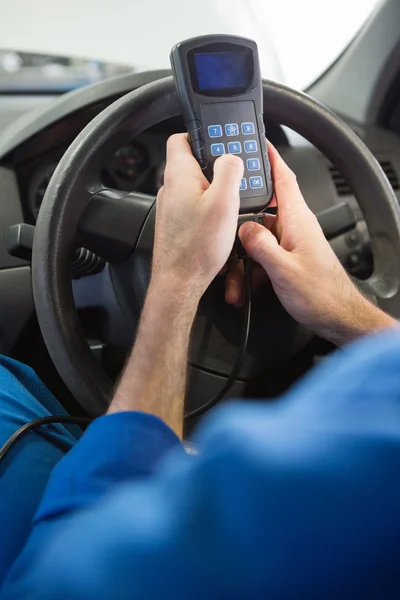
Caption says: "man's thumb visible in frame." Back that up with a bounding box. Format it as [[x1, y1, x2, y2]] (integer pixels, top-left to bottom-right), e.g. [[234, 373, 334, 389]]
[[211, 154, 244, 201], [239, 222, 286, 270]]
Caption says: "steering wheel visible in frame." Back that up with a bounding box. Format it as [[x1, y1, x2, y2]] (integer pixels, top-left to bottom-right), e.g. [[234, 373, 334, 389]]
[[32, 76, 400, 417]]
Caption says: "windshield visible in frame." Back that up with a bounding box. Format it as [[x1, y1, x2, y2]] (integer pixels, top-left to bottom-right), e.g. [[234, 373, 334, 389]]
[[0, 0, 380, 92]]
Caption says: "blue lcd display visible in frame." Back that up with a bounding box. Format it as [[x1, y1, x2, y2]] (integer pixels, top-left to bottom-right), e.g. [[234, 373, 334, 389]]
[[194, 51, 249, 91]]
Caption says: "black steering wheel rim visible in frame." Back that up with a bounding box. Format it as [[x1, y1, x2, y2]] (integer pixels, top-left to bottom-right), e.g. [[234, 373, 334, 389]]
[[32, 76, 400, 416]]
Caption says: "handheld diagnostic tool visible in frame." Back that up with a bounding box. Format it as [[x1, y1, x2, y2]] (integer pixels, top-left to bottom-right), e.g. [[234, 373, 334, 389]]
[[170, 34, 273, 214]]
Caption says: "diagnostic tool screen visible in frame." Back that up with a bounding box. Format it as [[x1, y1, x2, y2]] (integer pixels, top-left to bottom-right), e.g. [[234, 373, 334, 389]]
[[194, 49, 252, 92]]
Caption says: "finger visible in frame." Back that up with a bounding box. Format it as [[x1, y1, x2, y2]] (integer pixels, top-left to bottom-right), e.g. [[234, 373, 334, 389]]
[[210, 154, 244, 204], [268, 195, 277, 208], [263, 213, 277, 236], [220, 249, 240, 278], [267, 142, 307, 215], [253, 262, 270, 289], [239, 221, 287, 272], [164, 133, 208, 188], [166, 132, 191, 160], [225, 262, 243, 305], [225, 262, 270, 307], [234, 264, 268, 307], [263, 212, 282, 241]]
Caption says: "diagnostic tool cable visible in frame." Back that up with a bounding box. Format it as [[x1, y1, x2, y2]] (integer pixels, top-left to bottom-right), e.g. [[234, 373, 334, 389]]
[[0, 416, 93, 461], [185, 255, 252, 419]]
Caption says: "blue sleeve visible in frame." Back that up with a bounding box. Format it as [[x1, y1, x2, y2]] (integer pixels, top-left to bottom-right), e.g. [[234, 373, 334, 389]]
[[33, 411, 185, 521], [2, 330, 400, 599]]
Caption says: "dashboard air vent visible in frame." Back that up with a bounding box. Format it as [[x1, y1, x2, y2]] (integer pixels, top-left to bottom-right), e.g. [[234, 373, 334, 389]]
[[329, 160, 400, 196], [328, 166, 351, 196], [379, 160, 400, 190]]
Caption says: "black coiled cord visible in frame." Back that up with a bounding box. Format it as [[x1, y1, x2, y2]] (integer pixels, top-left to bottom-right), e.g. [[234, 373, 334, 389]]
[[0, 416, 93, 462], [185, 256, 252, 420]]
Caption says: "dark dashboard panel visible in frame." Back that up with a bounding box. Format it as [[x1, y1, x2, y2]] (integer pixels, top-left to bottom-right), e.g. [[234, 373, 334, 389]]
[[16, 132, 166, 223], [9, 97, 169, 223], [10, 101, 287, 223], [381, 84, 400, 139], [0, 166, 27, 267]]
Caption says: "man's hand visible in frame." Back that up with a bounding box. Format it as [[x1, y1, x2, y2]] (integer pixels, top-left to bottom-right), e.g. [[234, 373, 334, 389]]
[[226, 143, 396, 345], [153, 133, 244, 299], [109, 134, 243, 436]]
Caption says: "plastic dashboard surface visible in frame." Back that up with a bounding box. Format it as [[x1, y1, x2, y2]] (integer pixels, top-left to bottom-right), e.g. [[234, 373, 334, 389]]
[[0, 69, 400, 357]]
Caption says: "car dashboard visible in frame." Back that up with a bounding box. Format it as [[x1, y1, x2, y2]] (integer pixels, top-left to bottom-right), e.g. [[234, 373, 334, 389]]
[[17, 122, 167, 224]]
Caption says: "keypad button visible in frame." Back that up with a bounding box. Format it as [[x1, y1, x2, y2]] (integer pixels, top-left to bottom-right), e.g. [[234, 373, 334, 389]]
[[242, 122, 255, 135], [249, 176, 263, 189], [247, 158, 260, 171], [244, 140, 258, 153], [240, 178, 247, 191], [208, 125, 222, 138], [225, 123, 239, 136], [211, 143, 225, 156], [227, 141, 242, 155]]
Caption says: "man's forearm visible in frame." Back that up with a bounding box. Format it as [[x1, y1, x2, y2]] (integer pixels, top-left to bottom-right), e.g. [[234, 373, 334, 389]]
[[108, 277, 199, 438], [324, 293, 397, 347]]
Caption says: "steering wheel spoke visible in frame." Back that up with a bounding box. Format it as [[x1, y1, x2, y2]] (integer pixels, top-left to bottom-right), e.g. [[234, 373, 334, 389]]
[[73, 266, 134, 382], [78, 189, 155, 263], [73, 266, 135, 348]]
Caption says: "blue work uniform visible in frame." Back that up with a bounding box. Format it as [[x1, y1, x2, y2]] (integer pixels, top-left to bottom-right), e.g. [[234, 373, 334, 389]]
[[1, 329, 400, 598]]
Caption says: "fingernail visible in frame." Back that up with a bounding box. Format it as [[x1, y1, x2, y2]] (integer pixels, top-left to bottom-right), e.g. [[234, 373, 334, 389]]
[[242, 221, 257, 229]]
